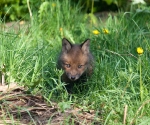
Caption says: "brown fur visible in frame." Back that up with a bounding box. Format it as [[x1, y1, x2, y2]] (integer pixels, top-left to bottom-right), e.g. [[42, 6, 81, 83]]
[[57, 38, 94, 84]]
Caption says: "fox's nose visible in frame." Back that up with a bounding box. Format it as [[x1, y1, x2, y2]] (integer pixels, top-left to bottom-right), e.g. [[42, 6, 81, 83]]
[[71, 76, 76, 80]]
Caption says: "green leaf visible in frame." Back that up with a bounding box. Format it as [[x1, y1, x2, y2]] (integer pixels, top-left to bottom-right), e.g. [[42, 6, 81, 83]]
[[58, 101, 71, 112], [104, 0, 113, 5]]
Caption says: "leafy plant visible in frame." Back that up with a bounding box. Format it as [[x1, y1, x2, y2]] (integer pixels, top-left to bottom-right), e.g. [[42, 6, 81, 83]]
[[0, 0, 29, 21]]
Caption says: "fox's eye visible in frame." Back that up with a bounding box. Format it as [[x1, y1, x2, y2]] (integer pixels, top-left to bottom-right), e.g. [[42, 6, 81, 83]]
[[78, 65, 83, 68], [65, 64, 71, 68]]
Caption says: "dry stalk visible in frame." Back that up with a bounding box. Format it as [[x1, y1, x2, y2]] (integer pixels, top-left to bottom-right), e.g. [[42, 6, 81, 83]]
[[27, 0, 32, 20], [130, 100, 150, 124], [123, 104, 128, 124]]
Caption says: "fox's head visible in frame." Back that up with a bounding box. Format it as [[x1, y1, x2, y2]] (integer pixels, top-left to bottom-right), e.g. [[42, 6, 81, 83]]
[[59, 38, 92, 81]]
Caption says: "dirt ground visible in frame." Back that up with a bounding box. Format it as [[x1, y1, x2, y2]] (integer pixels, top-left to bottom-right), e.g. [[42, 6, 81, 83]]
[[0, 83, 102, 125]]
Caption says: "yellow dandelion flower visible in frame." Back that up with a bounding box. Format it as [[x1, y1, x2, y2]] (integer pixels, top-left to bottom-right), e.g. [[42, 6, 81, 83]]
[[60, 27, 63, 32], [93, 30, 100, 35], [19, 21, 25, 25], [137, 47, 144, 54], [52, 3, 56, 7], [103, 28, 109, 34]]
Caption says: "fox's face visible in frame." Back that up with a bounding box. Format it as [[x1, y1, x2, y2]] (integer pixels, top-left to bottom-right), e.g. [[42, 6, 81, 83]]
[[59, 38, 91, 81]]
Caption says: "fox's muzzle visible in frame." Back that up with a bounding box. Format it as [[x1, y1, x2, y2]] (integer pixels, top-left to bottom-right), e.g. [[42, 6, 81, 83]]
[[66, 73, 81, 81]]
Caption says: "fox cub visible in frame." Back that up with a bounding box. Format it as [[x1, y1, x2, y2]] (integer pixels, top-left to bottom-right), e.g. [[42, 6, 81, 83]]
[[57, 38, 94, 85]]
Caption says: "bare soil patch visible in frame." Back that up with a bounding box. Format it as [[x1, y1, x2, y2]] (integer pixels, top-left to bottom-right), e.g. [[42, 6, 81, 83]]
[[0, 83, 102, 125]]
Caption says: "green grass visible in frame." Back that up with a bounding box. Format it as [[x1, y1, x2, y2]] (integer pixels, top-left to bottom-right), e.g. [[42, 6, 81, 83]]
[[0, 0, 150, 124]]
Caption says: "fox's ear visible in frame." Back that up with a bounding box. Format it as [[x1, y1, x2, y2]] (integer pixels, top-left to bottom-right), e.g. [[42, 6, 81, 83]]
[[81, 39, 90, 54], [62, 38, 72, 52]]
